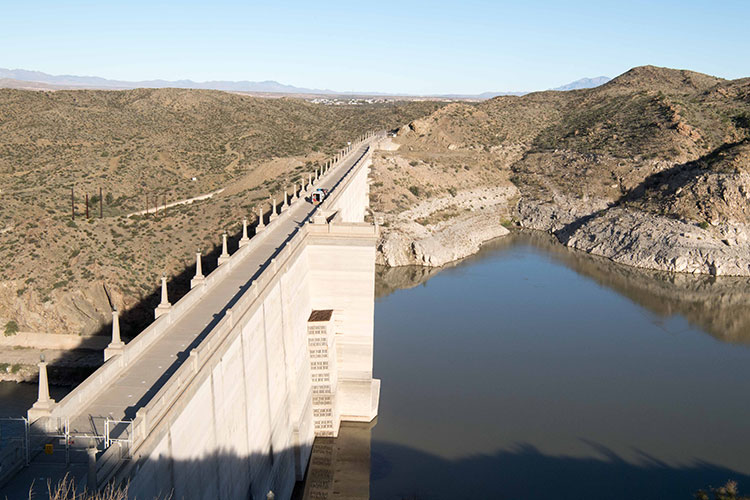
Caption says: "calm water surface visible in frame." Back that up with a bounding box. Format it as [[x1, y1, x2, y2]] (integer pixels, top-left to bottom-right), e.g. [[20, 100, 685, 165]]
[[365, 233, 750, 499]]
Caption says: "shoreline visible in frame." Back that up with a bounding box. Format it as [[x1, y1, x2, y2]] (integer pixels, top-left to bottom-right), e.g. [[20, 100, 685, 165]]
[[378, 196, 750, 278]]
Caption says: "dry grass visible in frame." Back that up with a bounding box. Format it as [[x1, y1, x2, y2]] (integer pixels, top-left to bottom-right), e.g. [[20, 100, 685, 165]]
[[40, 474, 129, 500], [0, 88, 444, 338]]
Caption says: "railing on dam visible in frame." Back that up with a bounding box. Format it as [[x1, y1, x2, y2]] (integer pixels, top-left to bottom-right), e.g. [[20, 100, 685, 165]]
[[43, 133, 379, 429], [14, 131, 384, 490], [97, 140, 381, 487]]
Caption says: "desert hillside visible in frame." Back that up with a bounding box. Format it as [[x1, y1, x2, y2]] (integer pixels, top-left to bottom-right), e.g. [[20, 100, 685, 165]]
[[372, 66, 750, 274], [0, 88, 443, 347]]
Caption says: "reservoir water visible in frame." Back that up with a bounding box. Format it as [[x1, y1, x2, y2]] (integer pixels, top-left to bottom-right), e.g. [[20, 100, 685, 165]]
[[318, 232, 750, 500], [4, 232, 750, 499]]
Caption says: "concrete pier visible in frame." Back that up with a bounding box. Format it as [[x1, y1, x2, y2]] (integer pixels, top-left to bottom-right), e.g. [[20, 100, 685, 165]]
[[27, 357, 55, 421], [257, 206, 266, 233], [191, 251, 205, 289], [218, 233, 230, 265], [103, 310, 125, 361], [239, 219, 250, 247], [154, 275, 172, 318], [270, 198, 278, 221]]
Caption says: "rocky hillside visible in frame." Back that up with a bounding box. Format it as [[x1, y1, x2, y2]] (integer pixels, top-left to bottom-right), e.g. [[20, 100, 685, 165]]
[[0, 88, 443, 339], [373, 66, 750, 275]]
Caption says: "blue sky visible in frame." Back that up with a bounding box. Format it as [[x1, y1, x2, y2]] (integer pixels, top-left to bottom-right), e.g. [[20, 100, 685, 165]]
[[1, 0, 749, 94]]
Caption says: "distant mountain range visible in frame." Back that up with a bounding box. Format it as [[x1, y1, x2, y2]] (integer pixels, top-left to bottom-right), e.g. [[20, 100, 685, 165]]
[[0, 68, 611, 99], [0, 68, 337, 94], [551, 76, 611, 91]]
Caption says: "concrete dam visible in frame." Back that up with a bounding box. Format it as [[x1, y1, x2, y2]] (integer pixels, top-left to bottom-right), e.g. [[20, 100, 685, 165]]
[[0, 132, 383, 500]]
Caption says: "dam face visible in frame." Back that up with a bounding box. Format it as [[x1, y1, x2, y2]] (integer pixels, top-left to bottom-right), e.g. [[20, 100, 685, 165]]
[[0, 135, 381, 500], [129, 223, 379, 500]]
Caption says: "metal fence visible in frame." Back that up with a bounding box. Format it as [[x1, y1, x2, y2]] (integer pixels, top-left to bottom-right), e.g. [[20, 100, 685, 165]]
[[0, 416, 133, 488]]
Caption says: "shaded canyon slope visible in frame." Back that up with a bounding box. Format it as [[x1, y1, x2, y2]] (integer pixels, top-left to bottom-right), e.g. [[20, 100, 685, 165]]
[[372, 65, 750, 274]]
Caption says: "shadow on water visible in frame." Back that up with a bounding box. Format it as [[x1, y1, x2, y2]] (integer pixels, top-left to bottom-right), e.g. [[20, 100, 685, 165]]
[[376, 230, 750, 344], [4, 418, 747, 500], [369, 439, 750, 500], [0, 383, 69, 419]]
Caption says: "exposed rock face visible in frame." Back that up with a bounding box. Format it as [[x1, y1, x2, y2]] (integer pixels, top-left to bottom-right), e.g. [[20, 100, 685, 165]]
[[378, 213, 510, 267], [511, 193, 750, 277], [377, 186, 517, 267], [0, 280, 122, 336], [516, 195, 610, 233], [556, 208, 750, 276]]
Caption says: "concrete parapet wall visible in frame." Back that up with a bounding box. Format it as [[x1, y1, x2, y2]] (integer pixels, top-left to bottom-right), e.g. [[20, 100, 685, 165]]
[[23, 133, 383, 499], [322, 147, 373, 224], [123, 221, 378, 499], [112, 136, 379, 499]]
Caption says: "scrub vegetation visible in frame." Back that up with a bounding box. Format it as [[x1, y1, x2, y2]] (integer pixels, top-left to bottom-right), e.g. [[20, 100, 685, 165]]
[[0, 88, 443, 337]]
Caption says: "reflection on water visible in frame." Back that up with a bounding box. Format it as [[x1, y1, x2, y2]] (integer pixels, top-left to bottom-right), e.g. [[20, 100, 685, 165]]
[[301, 231, 750, 499], [295, 421, 374, 500], [378, 232, 750, 344]]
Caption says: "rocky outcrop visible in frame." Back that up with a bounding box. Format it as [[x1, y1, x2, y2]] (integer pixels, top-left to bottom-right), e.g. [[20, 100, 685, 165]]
[[556, 207, 750, 276], [511, 189, 750, 277], [376, 186, 517, 267], [516, 195, 611, 232], [378, 184, 750, 277], [0, 280, 128, 337]]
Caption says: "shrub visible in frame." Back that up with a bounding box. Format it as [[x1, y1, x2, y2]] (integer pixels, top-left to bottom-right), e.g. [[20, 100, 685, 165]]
[[4, 320, 19, 336], [408, 186, 421, 197], [698, 221, 710, 229], [696, 480, 749, 500], [732, 113, 750, 131]]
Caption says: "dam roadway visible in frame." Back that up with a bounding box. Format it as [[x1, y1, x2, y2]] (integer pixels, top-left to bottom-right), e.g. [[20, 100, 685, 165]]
[[69, 143, 371, 436], [0, 132, 382, 500]]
